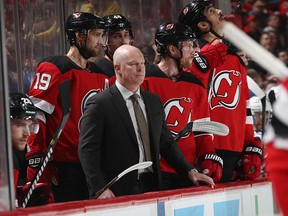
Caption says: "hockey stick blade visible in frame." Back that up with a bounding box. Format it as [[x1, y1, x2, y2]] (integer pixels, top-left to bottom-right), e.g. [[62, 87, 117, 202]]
[[22, 79, 71, 208], [93, 161, 152, 199], [192, 121, 229, 136], [174, 121, 229, 142]]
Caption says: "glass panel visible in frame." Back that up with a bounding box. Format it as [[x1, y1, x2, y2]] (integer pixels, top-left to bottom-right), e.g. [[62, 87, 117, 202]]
[[64, 0, 192, 49], [0, 0, 15, 212], [4, 0, 65, 94], [4, 0, 18, 93]]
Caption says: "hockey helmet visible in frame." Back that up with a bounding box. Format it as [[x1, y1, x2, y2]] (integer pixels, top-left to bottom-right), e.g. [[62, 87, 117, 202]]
[[9, 92, 39, 133], [179, 0, 211, 37], [65, 12, 105, 45], [155, 22, 195, 55], [103, 14, 134, 42], [250, 96, 262, 113]]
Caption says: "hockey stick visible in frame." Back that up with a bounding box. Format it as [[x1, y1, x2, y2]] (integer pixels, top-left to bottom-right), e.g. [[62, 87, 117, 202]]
[[22, 79, 71, 208], [247, 75, 265, 100], [223, 22, 288, 80], [174, 121, 229, 142], [93, 161, 153, 199]]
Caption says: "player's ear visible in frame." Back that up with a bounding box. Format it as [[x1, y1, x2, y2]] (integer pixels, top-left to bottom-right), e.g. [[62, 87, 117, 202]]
[[198, 21, 210, 33], [75, 32, 87, 42], [167, 44, 177, 55]]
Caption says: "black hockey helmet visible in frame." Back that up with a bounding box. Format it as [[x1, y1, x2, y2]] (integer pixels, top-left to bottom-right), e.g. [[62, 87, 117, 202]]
[[103, 14, 134, 42], [65, 12, 105, 45], [155, 22, 196, 55], [179, 0, 211, 37], [9, 93, 37, 121]]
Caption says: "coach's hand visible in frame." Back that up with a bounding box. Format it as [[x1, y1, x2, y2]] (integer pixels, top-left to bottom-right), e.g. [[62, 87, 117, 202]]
[[187, 169, 215, 188], [95, 188, 115, 199]]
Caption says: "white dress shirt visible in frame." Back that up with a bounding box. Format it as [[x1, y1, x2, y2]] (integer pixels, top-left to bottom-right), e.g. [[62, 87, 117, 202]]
[[115, 81, 148, 173]]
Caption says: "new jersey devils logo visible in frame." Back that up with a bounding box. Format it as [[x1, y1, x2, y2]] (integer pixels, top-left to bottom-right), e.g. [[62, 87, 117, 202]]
[[163, 97, 193, 137], [209, 70, 242, 110]]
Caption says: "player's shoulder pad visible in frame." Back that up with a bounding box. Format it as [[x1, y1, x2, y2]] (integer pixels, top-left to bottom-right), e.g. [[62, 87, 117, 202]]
[[95, 58, 115, 78], [181, 71, 205, 88], [89, 62, 106, 75], [38, 56, 79, 75], [145, 64, 166, 78], [193, 52, 209, 73]]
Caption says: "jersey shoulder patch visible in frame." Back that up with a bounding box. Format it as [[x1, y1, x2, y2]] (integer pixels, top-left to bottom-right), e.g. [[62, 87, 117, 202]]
[[193, 52, 209, 73]]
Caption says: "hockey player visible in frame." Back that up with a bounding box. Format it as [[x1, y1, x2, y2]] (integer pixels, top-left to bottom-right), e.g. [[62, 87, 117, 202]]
[[265, 78, 288, 216], [26, 12, 109, 203], [9, 92, 50, 207], [142, 22, 223, 189], [179, 0, 262, 182], [96, 14, 134, 78], [250, 96, 272, 139]]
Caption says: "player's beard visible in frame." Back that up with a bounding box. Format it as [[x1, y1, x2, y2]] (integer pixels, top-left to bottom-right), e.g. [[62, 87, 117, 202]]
[[78, 40, 100, 59], [83, 45, 100, 59]]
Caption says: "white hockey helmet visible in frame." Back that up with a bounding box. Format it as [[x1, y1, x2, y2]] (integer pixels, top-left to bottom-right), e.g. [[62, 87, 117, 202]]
[[250, 96, 262, 113]]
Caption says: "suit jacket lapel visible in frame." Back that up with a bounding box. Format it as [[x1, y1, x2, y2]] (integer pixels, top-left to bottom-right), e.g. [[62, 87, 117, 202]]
[[109, 85, 138, 144]]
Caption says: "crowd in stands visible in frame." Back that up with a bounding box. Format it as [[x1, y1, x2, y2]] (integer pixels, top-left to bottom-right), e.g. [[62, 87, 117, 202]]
[[241, 0, 287, 89]]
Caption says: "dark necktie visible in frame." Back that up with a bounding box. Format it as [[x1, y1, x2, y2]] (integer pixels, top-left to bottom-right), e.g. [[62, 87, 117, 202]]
[[130, 94, 152, 165]]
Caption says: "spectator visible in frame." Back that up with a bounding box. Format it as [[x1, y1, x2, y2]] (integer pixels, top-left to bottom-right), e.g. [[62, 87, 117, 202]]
[[26, 12, 108, 203], [261, 78, 280, 94], [96, 14, 134, 77], [143, 22, 223, 189], [277, 49, 288, 66], [78, 44, 214, 199], [279, 0, 288, 17], [179, 0, 262, 182], [249, 0, 270, 28], [263, 12, 286, 48], [246, 59, 268, 87], [259, 31, 279, 55], [247, 68, 266, 86], [243, 14, 262, 41]]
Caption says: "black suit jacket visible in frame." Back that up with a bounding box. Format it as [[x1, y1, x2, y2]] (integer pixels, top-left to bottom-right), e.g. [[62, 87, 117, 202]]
[[79, 84, 193, 197]]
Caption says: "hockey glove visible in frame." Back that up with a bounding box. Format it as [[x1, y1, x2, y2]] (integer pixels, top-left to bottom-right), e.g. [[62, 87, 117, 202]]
[[17, 182, 54, 207], [199, 153, 223, 183], [241, 141, 263, 180], [26, 151, 59, 185], [200, 41, 227, 69]]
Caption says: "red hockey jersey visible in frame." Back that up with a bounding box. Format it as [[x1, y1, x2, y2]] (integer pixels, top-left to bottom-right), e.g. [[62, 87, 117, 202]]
[[188, 40, 255, 152], [208, 54, 254, 152], [142, 65, 215, 173], [28, 56, 109, 163]]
